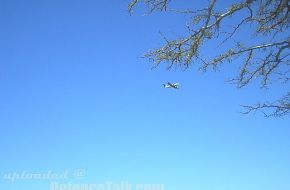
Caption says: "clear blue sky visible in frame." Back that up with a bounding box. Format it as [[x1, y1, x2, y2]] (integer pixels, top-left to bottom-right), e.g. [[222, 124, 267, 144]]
[[0, 0, 289, 190]]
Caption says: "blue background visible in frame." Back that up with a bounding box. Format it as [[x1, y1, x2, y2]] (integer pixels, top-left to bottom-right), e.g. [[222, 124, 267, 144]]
[[0, 0, 289, 189]]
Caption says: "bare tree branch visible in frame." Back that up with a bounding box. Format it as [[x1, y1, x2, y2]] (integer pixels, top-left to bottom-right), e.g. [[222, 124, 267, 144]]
[[241, 92, 290, 117], [129, 0, 290, 117]]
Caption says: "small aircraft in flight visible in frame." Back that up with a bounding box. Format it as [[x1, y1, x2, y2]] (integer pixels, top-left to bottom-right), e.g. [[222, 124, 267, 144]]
[[163, 82, 180, 89]]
